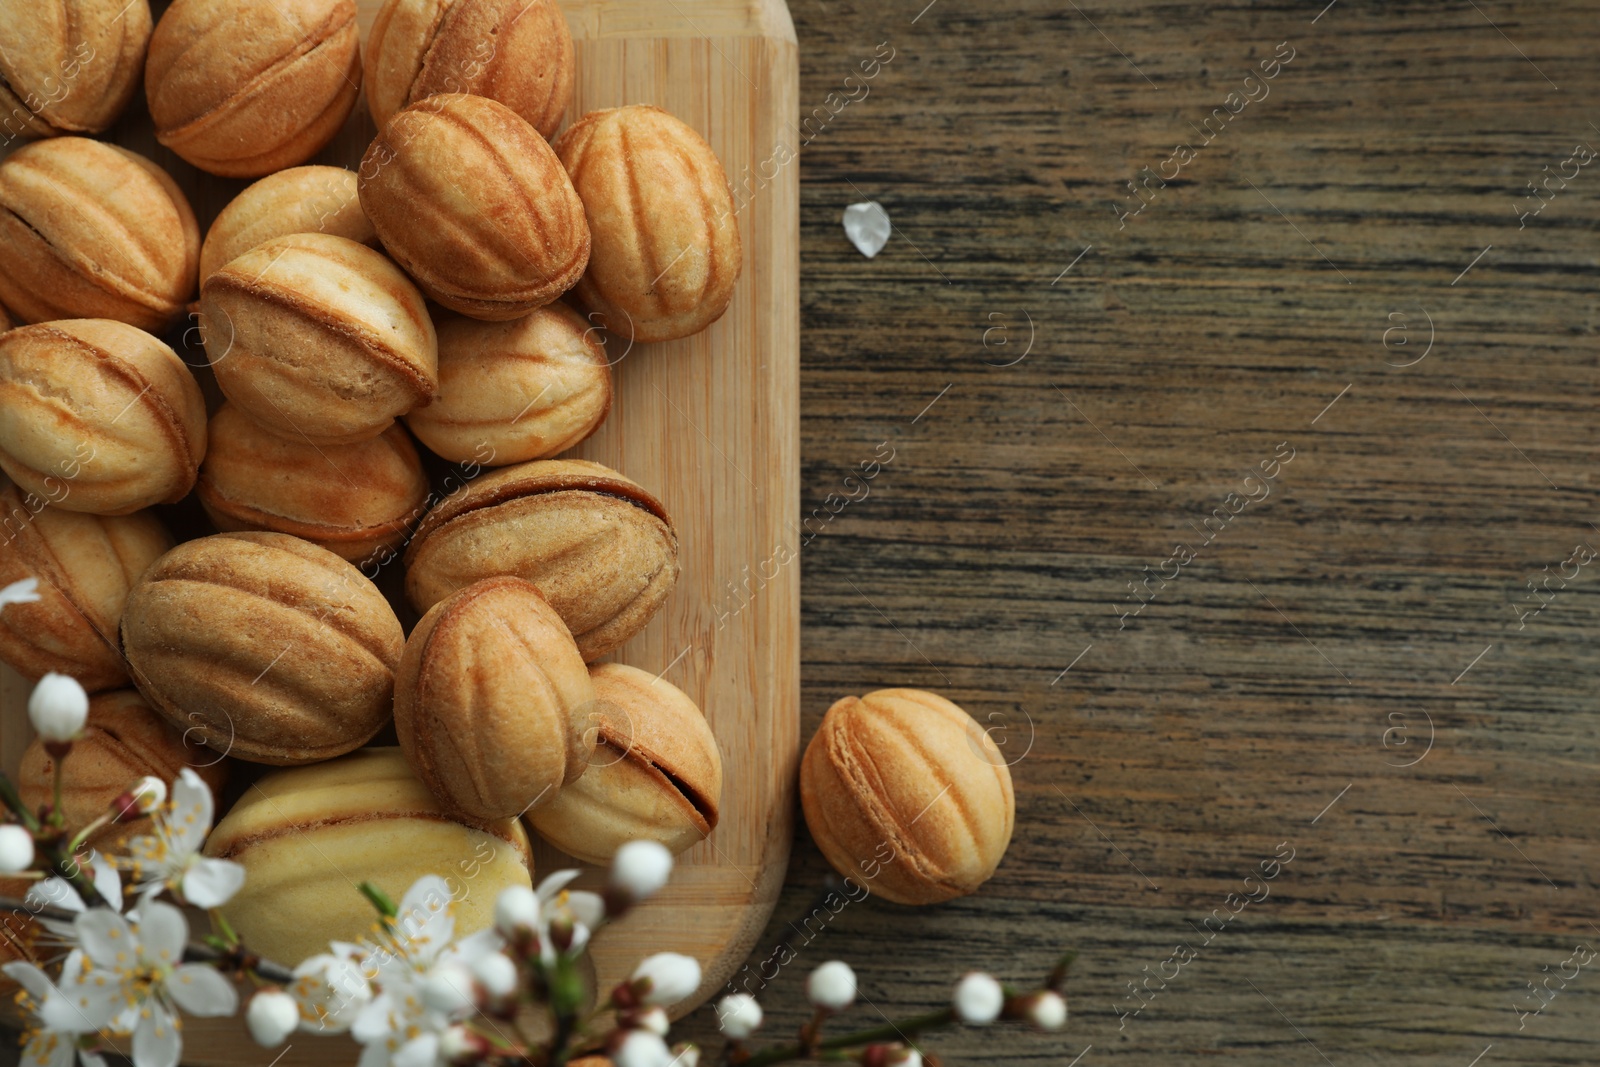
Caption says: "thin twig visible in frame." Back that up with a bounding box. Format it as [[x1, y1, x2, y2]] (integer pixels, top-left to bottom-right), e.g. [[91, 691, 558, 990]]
[[742, 1008, 956, 1066], [0, 893, 295, 984]]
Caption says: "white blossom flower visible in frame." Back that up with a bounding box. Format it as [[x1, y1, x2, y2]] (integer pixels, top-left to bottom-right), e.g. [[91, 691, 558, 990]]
[[885, 1047, 921, 1067], [246, 990, 299, 1048], [952, 972, 1004, 1024], [0, 576, 41, 609], [28, 674, 88, 742], [27, 853, 123, 950], [533, 870, 606, 965], [610, 840, 673, 901], [119, 769, 244, 907], [1025, 990, 1067, 1030], [806, 960, 856, 1011], [668, 1043, 701, 1067], [0, 823, 35, 873], [613, 1030, 672, 1067], [630, 952, 701, 1006], [289, 944, 373, 1034], [4, 952, 110, 1067], [716, 993, 763, 1038], [350, 876, 500, 1067], [60, 901, 238, 1067]]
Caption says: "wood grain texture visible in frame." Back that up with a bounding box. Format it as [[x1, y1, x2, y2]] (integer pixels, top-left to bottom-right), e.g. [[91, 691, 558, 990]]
[[0, 0, 797, 1063], [656, 1, 1600, 1065]]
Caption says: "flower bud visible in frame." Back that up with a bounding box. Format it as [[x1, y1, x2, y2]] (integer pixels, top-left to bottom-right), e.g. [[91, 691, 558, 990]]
[[952, 972, 1004, 1025], [669, 1043, 701, 1066], [246, 990, 300, 1048], [112, 776, 169, 822], [861, 1046, 920, 1067], [716, 992, 763, 1039], [473, 951, 519, 999], [630, 952, 702, 1006], [494, 884, 540, 937], [806, 960, 857, 1011], [612, 1030, 672, 1067], [441, 1024, 492, 1065], [27, 672, 88, 742], [611, 839, 674, 903], [632, 1005, 669, 1036], [0, 824, 34, 875], [1018, 989, 1067, 1030], [421, 962, 478, 1015]]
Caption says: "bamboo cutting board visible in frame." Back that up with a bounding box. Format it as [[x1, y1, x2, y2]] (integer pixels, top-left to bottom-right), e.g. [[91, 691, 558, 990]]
[[0, 0, 799, 1061]]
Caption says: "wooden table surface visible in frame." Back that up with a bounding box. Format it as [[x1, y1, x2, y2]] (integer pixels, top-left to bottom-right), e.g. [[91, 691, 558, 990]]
[[666, 1, 1600, 1064]]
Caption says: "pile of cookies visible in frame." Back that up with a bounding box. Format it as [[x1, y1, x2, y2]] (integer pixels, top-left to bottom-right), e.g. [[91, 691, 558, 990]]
[[0, 0, 739, 963]]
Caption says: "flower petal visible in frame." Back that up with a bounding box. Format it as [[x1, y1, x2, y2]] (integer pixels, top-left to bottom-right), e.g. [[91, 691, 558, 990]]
[[356, 1037, 393, 1067], [79, 1050, 109, 1067], [181, 858, 245, 908], [566, 890, 605, 931], [38, 963, 102, 1034], [53, 951, 117, 1033], [21, 1031, 71, 1067], [351, 992, 395, 1043], [88, 853, 121, 908], [134, 1003, 183, 1067], [135, 901, 188, 966], [535, 869, 581, 901], [167, 770, 214, 855], [27, 876, 85, 914], [566, 922, 592, 957], [392, 1033, 440, 1067], [72, 909, 132, 968], [167, 964, 238, 1017], [395, 876, 454, 960], [442, 927, 502, 968], [3, 960, 53, 1000]]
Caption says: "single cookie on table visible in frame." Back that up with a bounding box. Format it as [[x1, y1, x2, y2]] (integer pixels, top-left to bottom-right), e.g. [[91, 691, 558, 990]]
[[199, 166, 378, 283], [17, 689, 229, 853], [801, 688, 1015, 905], [0, 0, 152, 138], [204, 748, 533, 966], [0, 139, 199, 332], [121, 532, 405, 766], [364, 0, 573, 138], [0, 319, 207, 515], [404, 459, 679, 662], [405, 303, 612, 466], [0, 482, 172, 691], [197, 402, 429, 567], [395, 576, 597, 824], [553, 105, 742, 343], [527, 663, 721, 865], [199, 233, 439, 446], [359, 93, 589, 321], [145, 0, 362, 178]]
